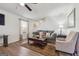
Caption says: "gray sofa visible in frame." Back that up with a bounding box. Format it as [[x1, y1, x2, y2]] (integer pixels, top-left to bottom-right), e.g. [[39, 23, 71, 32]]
[[46, 33, 57, 44], [32, 30, 57, 44]]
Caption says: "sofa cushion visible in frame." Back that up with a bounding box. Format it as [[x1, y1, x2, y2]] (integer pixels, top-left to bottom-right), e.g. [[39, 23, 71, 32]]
[[46, 32, 50, 38], [56, 38, 65, 41]]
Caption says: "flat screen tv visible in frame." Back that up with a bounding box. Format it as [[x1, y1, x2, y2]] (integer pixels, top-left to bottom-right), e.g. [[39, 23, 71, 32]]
[[0, 14, 5, 25]]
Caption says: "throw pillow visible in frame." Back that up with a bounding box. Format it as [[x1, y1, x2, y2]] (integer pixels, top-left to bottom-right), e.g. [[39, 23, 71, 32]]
[[46, 32, 50, 38]]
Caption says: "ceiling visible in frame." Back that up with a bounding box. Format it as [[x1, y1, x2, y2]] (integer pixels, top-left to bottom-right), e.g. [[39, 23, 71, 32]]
[[0, 3, 75, 20]]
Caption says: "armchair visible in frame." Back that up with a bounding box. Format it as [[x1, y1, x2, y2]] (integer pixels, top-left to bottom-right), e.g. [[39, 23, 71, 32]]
[[56, 31, 78, 55]]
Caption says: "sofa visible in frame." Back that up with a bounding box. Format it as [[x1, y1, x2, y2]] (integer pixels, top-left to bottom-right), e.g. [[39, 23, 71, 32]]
[[46, 33, 57, 44], [32, 30, 57, 44]]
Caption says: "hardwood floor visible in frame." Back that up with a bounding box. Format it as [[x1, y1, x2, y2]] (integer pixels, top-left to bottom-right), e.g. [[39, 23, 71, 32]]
[[0, 40, 70, 56], [0, 40, 43, 56]]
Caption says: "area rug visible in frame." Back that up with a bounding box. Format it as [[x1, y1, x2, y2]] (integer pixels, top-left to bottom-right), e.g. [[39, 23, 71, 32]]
[[21, 43, 56, 56]]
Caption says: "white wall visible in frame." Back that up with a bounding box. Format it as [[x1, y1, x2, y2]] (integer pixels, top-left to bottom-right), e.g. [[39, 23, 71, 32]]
[[0, 9, 27, 45], [37, 17, 58, 30]]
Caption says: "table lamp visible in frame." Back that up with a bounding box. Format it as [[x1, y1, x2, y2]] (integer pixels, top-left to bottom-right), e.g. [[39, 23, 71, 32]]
[[59, 24, 63, 35]]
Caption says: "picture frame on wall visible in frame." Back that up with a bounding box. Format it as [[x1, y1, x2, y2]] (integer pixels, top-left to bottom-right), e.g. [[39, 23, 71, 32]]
[[67, 8, 75, 28]]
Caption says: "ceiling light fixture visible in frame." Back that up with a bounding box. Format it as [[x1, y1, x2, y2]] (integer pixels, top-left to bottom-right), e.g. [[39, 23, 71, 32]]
[[20, 3, 24, 6]]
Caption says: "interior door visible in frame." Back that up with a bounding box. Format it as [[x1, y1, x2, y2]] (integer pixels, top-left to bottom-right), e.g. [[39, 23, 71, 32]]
[[20, 20, 28, 40]]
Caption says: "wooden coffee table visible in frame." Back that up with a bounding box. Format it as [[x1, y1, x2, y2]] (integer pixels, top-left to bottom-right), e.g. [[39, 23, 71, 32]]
[[28, 38, 47, 48]]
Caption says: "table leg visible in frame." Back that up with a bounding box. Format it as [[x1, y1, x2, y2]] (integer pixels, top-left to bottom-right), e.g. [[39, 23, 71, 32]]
[[28, 38, 29, 44]]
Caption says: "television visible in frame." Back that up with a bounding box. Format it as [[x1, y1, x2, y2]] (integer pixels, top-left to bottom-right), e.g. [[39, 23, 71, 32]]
[[0, 14, 5, 25]]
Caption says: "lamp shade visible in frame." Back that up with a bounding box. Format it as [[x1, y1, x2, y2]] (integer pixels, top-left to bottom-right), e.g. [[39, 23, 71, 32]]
[[59, 24, 63, 28]]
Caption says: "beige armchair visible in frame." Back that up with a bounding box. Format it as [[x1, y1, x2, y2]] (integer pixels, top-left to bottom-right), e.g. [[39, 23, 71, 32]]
[[56, 31, 78, 55]]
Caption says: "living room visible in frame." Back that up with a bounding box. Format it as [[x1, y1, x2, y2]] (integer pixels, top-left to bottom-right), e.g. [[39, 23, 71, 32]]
[[0, 3, 79, 56], [27, 3, 78, 56]]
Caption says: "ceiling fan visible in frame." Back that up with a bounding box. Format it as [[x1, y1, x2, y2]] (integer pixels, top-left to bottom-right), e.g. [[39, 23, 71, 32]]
[[25, 4, 32, 11], [20, 3, 37, 11]]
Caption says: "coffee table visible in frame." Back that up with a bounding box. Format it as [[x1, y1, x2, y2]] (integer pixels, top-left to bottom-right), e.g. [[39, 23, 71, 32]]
[[28, 38, 47, 48]]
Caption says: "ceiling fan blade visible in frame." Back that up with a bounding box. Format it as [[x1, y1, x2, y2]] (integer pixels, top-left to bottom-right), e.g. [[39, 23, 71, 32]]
[[25, 4, 32, 11]]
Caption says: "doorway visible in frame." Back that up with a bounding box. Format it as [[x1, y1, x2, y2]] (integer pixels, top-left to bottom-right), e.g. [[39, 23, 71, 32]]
[[19, 19, 28, 41]]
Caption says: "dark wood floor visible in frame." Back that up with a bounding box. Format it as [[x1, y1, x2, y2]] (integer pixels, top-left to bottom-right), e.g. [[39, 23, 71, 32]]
[[0, 40, 43, 56]]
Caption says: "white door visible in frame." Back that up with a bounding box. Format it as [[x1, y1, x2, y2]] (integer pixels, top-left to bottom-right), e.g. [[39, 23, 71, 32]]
[[20, 20, 28, 40]]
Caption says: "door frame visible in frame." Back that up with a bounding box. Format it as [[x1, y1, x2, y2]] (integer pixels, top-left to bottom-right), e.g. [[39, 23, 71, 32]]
[[19, 18, 29, 41]]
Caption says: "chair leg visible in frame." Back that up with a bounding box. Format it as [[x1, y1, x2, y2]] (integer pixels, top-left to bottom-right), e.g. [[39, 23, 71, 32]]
[[72, 51, 78, 56]]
